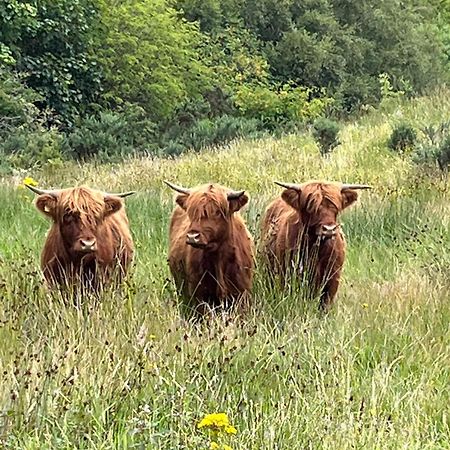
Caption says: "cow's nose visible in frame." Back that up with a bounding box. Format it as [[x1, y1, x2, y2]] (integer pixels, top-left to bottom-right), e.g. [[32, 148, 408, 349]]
[[80, 239, 97, 252], [321, 223, 338, 237], [186, 232, 201, 245]]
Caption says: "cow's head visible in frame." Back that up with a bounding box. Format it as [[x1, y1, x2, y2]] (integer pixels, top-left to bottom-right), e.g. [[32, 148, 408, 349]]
[[26, 185, 134, 257], [275, 181, 371, 239], [165, 181, 248, 251]]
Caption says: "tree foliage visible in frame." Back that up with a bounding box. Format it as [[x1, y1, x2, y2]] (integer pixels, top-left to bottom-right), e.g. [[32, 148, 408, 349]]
[[0, 0, 101, 125], [0, 0, 447, 167], [96, 0, 211, 122]]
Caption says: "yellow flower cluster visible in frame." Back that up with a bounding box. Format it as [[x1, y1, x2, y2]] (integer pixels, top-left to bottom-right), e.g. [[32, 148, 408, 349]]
[[19, 177, 38, 190], [197, 413, 237, 435]]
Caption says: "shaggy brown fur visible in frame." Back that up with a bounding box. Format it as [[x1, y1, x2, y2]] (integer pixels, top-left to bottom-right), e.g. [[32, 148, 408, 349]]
[[33, 186, 134, 289], [167, 183, 254, 315], [261, 181, 362, 309]]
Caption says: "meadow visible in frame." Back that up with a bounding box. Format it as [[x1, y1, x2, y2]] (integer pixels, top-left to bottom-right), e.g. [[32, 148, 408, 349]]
[[0, 93, 449, 449]]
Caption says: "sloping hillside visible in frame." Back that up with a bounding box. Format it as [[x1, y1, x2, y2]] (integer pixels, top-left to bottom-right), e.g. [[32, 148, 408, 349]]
[[0, 93, 448, 449]]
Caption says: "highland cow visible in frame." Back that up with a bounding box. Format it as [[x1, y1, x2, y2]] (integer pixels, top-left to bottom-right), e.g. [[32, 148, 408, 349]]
[[165, 181, 254, 315], [261, 181, 370, 309], [26, 184, 134, 290]]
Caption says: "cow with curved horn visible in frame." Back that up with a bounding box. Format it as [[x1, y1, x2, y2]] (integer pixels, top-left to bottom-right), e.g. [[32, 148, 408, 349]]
[[261, 181, 371, 310], [26, 184, 135, 289], [165, 181, 254, 316]]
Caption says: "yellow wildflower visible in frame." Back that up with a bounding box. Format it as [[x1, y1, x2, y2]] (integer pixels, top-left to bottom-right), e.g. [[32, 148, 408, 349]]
[[224, 425, 237, 435], [22, 176, 38, 188], [223, 445, 232, 450], [362, 303, 369, 308], [198, 413, 231, 430]]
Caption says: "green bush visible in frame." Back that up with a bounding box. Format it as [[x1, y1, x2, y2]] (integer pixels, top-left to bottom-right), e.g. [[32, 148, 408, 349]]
[[1, 127, 64, 169], [162, 115, 261, 154], [64, 106, 156, 162], [438, 137, 450, 171], [234, 84, 332, 129], [413, 141, 450, 173], [96, 0, 211, 123], [411, 122, 450, 173], [412, 144, 441, 167], [0, 0, 101, 125], [0, 68, 63, 171], [312, 118, 341, 155], [388, 123, 417, 153], [0, 68, 42, 132]]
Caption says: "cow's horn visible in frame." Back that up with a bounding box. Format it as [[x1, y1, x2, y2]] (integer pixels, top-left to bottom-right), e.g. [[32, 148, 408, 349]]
[[104, 191, 135, 198], [227, 190, 245, 200], [341, 184, 372, 190], [274, 181, 301, 191], [25, 184, 58, 197], [164, 180, 191, 195]]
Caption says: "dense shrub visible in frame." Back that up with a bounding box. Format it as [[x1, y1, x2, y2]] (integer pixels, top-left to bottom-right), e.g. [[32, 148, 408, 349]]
[[1, 127, 64, 169], [0, 0, 101, 125], [388, 123, 417, 153], [96, 0, 211, 122], [0, 68, 65, 170], [1, 0, 449, 163], [438, 137, 450, 171], [413, 123, 450, 173], [64, 106, 157, 162], [312, 118, 341, 155], [0, 68, 41, 132], [162, 115, 261, 155], [234, 84, 332, 129]]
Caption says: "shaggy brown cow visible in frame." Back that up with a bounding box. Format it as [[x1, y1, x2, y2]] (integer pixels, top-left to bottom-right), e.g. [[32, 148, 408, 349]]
[[165, 181, 254, 315], [26, 184, 134, 289], [261, 181, 370, 309]]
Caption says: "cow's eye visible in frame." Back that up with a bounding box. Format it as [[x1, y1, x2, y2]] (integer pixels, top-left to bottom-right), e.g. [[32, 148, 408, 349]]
[[63, 213, 74, 223]]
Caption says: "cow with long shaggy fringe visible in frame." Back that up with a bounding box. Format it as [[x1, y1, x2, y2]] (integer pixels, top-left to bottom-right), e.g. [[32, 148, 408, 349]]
[[261, 181, 370, 310], [26, 184, 134, 289], [165, 181, 254, 315]]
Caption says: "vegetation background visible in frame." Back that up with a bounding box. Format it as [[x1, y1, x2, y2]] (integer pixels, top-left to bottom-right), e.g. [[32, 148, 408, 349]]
[[2, 0, 450, 167], [0, 0, 449, 448]]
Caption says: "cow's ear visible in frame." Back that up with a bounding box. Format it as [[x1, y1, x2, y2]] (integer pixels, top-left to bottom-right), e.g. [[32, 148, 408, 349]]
[[281, 188, 301, 210], [229, 193, 248, 213], [175, 194, 188, 210], [35, 194, 57, 218], [104, 196, 123, 216], [341, 189, 358, 210]]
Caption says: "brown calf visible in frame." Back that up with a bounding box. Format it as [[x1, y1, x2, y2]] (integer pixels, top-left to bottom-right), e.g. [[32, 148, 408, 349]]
[[26, 184, 134, 290], [261, 181, 370, 309], [165, 181, 254, 315]]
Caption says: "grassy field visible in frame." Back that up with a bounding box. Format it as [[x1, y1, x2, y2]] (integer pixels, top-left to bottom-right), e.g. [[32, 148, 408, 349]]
[[0, 93, 449, 449]]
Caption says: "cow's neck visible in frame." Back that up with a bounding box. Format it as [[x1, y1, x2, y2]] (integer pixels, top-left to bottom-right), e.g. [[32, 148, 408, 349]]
[[197, 234, 236, 297], [295, 222, 323, 249]]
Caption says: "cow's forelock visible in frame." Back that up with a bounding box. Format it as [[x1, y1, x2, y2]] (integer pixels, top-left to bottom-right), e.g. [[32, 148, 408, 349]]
[[186, 190, 228, 221], [58, 188, 105, 226], [302, 185, 341, 214]]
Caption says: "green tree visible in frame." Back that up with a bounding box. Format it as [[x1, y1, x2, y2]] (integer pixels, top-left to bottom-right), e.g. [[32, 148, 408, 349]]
[[96, 0, 212, 122], [237, 0, 445, 111], [0, 0, 101, 125]]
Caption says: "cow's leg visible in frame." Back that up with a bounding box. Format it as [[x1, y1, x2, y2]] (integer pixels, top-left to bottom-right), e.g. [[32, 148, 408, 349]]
[[319, 276, 340, 311]]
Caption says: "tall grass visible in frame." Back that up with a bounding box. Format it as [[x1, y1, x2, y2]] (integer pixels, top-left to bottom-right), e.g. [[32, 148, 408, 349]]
[[0, 92, 449, 449]]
